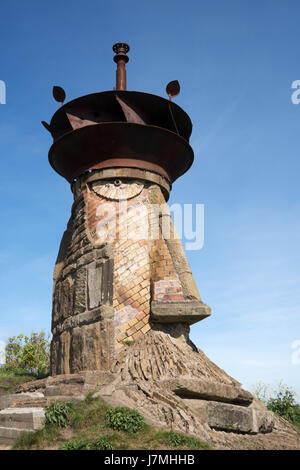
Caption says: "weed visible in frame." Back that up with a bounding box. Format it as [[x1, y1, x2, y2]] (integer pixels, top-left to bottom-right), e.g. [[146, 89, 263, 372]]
[[60, 435, 113, 450], [122, 340, 135, 347], [104, 406, 145, 433], [45, 401, 74, 427]]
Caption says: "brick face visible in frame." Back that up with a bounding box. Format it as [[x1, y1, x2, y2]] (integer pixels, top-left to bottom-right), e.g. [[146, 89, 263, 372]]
[[82, 179, 187, 349], [51, 175, 187, 369]]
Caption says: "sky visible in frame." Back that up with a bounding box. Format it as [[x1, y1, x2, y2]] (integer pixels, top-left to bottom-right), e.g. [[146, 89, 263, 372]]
[[0, 0, 299, 399]]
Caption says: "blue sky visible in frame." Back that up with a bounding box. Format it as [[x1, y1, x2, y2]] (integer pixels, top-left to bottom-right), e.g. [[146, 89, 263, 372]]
[[0, 0, 299, 399]]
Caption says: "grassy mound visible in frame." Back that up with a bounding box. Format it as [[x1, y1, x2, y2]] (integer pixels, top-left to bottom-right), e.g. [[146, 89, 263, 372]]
[[11, 393, 211, 451]]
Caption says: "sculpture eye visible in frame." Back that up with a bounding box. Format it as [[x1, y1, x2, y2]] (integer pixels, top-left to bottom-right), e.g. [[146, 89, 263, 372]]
[[114, 179, 122, 187]]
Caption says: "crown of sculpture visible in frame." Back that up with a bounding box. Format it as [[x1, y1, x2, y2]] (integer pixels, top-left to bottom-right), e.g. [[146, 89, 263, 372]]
[[42, 43, 194, 185]]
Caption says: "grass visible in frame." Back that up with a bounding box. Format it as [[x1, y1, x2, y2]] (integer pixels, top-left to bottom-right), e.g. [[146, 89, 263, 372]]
[[0, 367, 36, 396], [11, 394, 212, 451]]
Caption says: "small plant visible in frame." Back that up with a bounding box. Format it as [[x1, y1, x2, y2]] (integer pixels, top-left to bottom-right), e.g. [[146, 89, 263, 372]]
[[104, 406, 145, 433], [60, 435, 113, 450], [94, 435, 113, 450], [122, 340, 135, 347], [60, 438, 92, 450], [167, 431, 186, 447], [84, 390, 96, 404], [153, 430, 211, 450], [45, 401, 74, 427]]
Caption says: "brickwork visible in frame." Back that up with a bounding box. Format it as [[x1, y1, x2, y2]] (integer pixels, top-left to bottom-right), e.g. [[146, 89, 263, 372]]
[[51, 169, 208, 373], [153, 279, 184, 302], [50, 195, 115, 375]]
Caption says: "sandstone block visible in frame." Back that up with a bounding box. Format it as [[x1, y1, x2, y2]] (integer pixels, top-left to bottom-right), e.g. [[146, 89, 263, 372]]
[[163, 377, 253, 405], [0, 408, 45, 430], [182, 399, 274, 434], [151, 300, 211, 324]]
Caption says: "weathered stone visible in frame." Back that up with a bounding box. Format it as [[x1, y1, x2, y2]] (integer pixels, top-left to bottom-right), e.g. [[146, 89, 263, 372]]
[[151, 300, 211, 324], [181, 399, 274, 434], [73, 266, 87, 314], [162, 377, 253, 405], [87, 261, 103, 309], [44, 384, 85, 397], [77, 251, 94, 268], [0, 408, 45, 430], [60, 277, 74, 320], [69, 319, 114, 373], [0, 393, 44, 411], [0, 426, 31, 445]]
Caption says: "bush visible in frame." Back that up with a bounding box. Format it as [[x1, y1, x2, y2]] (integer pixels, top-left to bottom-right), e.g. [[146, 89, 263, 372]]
[[45, 401, 74, 428], [104, 406, 145, 433], [252, 381, 300, 428], [5, 332, 50, 377], [267, 387, 295, 416]]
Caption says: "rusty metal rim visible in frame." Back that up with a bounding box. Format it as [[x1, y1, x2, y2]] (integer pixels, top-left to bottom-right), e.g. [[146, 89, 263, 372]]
[[49, 89, 193, 140], [48, 121, 194, 183]]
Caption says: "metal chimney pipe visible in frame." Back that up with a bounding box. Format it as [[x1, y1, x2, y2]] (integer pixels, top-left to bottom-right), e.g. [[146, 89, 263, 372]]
[[113, 42, 130, 90]]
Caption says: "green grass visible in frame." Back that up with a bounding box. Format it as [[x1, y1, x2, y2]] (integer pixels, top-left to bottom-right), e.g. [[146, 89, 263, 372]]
[[11, 394, 212, 451], [0, 368, 36, 396]]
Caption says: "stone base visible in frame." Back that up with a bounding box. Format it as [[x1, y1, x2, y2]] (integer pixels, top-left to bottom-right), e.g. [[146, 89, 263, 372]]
[[11, 325, 300, 449], [0, 407, 45, 445]]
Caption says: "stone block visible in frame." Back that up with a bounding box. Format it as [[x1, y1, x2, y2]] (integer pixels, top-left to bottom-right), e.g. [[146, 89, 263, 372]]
[[0, 408, 45, 430], [182, 399, 274, 434], [163, 377, 253, 405], [0, 393, 44, 411], [87, 261, 103, 309], [74, 266, 87, 314], [0, 426, 30, 445], [151, 300, 211, 324]]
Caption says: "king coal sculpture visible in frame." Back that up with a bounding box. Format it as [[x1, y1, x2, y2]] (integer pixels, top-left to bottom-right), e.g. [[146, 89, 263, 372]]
[[42, 44, 277, 440]]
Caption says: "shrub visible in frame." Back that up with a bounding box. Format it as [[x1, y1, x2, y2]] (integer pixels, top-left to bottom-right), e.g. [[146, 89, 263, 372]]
[[5, 332, 50, 377], [104, 406, 145, 433], [252, 381, 300, 428], [45, 401, 74, 427], [267, 387, 295, 416]]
